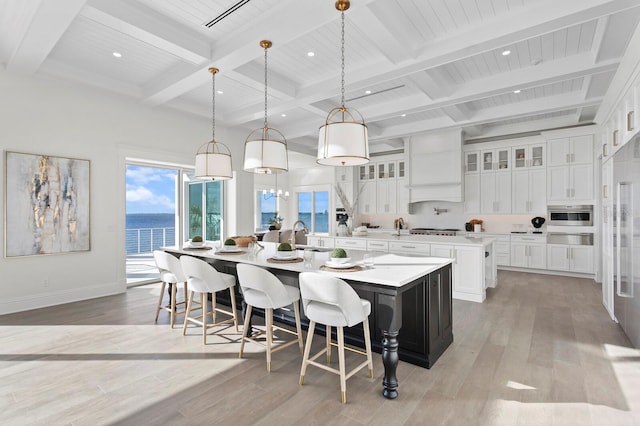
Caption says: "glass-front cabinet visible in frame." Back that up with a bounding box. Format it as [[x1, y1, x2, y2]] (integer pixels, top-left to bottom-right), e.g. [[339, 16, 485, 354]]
[[359, 163, 376, 180], [481, 148, 510, 172], [512, 144, 545, 169], [465, 151, 479, 173]]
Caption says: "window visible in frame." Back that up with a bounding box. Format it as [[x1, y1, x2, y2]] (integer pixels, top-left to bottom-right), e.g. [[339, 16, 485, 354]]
[[257, 191, 277, 230], [187, 179, 223, 241], [298, 190, 329, 233]]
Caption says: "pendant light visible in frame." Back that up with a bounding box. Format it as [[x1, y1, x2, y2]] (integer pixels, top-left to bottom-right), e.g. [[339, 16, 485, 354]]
[[195, 67, 233, 180], [243, 40, 289, 174], [317, 0, 369, 167]]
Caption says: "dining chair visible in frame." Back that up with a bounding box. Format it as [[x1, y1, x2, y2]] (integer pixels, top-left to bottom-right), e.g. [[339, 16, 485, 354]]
[[180, 255, 239, 344], [153, 250, 189, 328], [278, 229, 292, 244], [262, 230, 280, 243], [298, 272, 374, 403], [236, 264, 304, 371]]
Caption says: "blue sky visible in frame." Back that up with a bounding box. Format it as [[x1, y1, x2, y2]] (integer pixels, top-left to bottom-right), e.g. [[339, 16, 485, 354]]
[[126, 165, 176, 214]]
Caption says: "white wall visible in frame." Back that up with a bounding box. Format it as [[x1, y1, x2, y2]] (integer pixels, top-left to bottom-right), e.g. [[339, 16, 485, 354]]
[[0, 69, 254, 314]]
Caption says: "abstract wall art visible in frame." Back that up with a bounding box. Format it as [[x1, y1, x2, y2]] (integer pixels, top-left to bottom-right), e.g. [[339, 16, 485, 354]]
[[4, 151, 90, 257]]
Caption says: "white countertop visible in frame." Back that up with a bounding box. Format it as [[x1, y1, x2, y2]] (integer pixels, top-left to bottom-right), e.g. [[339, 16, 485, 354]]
[[317, 232, 495, 247], [164, 242, 452, 288]]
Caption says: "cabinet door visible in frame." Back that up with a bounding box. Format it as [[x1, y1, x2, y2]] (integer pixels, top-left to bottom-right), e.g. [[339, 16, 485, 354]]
[[547, 245, 570, 271], [431, 244, 454, 258], [510, 243, 528, 267], [570, 246, 594, 273], [319, 237, 335, 248], [464, 173, 480, 213], [570, 135, 593, 165], [358, 182, 376, 214], [511, 170, 529, 213], [495, 172, 512, 214], [547, 166, 570, 201], [529, 168, 547, 213], [336, 167, 353, 183], [465, 151, 480, 173], [377, 180, 396, 214], [571, 163, 594, 201], [530, 144, 545, 168], [481, 149, 495, 172], [528, 244, 546, 269], [480, 173, 496, 213], [513, 146, 528, 169], [397, 178, 409, 214], [454, 246, 483, 296], [548, 138, 570, 167]]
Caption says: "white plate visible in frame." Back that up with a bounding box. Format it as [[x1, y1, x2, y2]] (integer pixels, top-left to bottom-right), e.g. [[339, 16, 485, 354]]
[[324, 261, 355, 269], [274, 251, 296, 259], [220, 248, 243, 253]]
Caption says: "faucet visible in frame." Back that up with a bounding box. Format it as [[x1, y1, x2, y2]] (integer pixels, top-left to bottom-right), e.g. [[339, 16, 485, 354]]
[[290, 220, 309, 250], [394, 217, 405, 236]]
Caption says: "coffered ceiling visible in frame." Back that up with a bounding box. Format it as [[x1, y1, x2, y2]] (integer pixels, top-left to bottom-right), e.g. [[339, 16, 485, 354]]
[[2, 0, 639, 155]]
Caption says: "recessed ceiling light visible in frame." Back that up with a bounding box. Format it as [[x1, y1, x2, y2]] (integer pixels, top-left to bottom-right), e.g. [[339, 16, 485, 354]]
[[513, 90, 521, 94], [307, 51, 315, 57], [502, 50, 511, 56], [365, 90, 371, 94], [217, 90, 223, 94], [281, 113, 287, 117], [401, 114, 407, 117], [112, 52, 122, 58]]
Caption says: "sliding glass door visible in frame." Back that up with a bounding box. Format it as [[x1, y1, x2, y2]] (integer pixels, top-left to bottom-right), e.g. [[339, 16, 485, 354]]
[[186, 179, 223, 241]]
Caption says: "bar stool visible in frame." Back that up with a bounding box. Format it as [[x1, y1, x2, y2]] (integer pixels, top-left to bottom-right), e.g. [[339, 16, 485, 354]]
[[180, 256, 239, 344], [236, 264, 304, 372], [298, 272, 374, 403], [153, 250, 188, 328]]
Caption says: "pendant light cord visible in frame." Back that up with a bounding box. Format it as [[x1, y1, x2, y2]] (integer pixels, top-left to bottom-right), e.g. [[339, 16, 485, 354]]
[[264, 45, 269, 130], [211, 70, 216, 141], [340, 10, 346, 109]]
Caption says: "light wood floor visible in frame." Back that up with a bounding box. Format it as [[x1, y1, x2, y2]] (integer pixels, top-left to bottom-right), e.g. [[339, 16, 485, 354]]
[[1, 271, 639, 425]]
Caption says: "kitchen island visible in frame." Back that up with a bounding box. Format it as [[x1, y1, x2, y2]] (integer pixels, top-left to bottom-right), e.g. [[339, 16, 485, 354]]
[[307, 232, 496, 303], [164, 243, 453, 400]]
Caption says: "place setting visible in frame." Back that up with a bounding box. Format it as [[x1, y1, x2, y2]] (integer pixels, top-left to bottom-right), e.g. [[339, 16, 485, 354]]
[[267, 243, 303, 263], [319, 248, 365, 272], [182, 236, 214, 251]]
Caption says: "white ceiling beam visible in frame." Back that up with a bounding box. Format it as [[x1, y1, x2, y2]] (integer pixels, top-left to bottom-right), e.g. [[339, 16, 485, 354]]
[[441, 104, 474, 123], [7, 0, 87, 74], [465, 116, 589, 140], [592, 16, 611, 63]]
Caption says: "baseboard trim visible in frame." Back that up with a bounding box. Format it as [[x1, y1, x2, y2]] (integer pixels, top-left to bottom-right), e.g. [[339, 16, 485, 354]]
[[498, 266, 595, 280], [0, 282, 125, 315]]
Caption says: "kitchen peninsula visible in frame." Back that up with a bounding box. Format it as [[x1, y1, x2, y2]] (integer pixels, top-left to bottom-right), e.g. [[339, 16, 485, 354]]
[[307, 232, 496, 303], [164, 243, 453, 400]]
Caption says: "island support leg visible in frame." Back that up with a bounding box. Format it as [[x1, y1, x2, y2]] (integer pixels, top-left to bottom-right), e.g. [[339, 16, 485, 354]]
[[377, 293, 402, 399]]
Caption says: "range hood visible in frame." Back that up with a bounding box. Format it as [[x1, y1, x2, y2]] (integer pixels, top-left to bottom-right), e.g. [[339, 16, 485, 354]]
[[407, 129, 463, 203]]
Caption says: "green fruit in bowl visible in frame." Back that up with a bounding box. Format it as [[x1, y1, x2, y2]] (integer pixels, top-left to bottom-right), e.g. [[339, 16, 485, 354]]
[[224, 238, 236, 246], [331, 248, 347, 258], [192, 236, 203, 243], [277, 242, 293, 251]]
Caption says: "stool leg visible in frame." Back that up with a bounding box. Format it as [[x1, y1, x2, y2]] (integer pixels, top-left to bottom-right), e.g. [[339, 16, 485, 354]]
[[155, 281, 167, 323], [211, 293, 216, 324], [266, 308, 273, 372], [326, 325, 332, 363], [170, 282, 177, 328], [239, 305, 253, 358], [229, 286, 239, 333], [293, 301, 303, 353], [183, 291, 194, 336], [201, 292, 208, 345], [363, 317, 374, 377], [299, 320, 316, 385], [337, 326, 347, 403]]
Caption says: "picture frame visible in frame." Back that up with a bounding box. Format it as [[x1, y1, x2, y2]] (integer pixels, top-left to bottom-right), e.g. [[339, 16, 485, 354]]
[[4, 151, 90, 257]]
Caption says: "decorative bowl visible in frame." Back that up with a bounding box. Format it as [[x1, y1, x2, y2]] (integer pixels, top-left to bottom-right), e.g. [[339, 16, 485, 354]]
[[330, 257, 351, 264], [229, 235, 257, 247], [190, 240, 204, 247], [223, 245, 238, 251], [275, 250, 296, 259]]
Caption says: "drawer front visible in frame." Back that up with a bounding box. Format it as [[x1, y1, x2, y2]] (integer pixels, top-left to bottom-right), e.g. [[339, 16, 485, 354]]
[[510, 235, 546, 244], [366, 240, 389, 252], [388, 241, 431, 255], [334, 238, 367, 250]]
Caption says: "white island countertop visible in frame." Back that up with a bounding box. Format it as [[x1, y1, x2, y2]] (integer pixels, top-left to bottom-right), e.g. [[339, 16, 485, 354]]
[[164, 242, 453, 288], [315, 232, 495, 247]]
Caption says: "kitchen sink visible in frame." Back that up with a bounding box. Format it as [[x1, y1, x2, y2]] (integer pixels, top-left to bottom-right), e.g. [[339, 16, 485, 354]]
[[295, 245, 333, 252]]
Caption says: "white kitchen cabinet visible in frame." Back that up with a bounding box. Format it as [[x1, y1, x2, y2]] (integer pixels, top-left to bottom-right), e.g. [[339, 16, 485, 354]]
[[512, 143, 545, 169], [335, 180, 354, 210], [512, 168, 546, 214], [480, 171, 511, 214], [307, 236, 334, 248], [357, 181, 376, 214], [335, 167, 353, 183], [376, 179, 397, 214], [480, 233, 510, 267], [358, 163, 376, 181], [431, 244, 486, 303], [481, 147, 510, 172], [366, 240, 389, 252], [465, 151, 480, 173], [397, 177, 409, 215], [388, 241, 430, 255], [334, 238, 367, 250], [602, 158, 615, 319], [510, 235, 546, 269], [464, 173, 480, 213], [547, 134, 594, 203], [547, 245, 594, 274]]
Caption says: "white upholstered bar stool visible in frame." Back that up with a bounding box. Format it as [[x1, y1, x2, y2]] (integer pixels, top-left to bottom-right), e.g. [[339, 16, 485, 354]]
[[180, 256, 239, 344], [153, 250, 189, 328], [298, 272, 374, 404], [236, 264, 304, 372], [262, 230, 279, 243]]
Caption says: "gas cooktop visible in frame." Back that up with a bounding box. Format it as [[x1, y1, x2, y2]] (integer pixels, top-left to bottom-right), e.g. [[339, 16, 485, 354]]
[[410, 228, 460, 236]]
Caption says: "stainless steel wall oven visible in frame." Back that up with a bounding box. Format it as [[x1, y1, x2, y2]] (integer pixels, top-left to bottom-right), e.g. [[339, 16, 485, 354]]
[[547, 205, 593, 226]]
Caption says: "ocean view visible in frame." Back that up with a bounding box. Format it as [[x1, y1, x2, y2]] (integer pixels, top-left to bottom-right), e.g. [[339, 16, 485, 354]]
[[262, 212, 329, 233], [126, 213, 175, 254]]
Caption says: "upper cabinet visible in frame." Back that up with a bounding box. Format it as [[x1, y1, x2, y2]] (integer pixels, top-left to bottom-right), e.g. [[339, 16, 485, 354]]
[[545, 132, 595, 204], [512, 144, 545, 169], [465, 151, 480, 173], [481, 147, 510, 172], [357, 155, 407, 215]]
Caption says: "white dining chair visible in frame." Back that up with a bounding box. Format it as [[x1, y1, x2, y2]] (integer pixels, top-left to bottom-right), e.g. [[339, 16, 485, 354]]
[[298, 272, 374, 403], [236, 264, 303, 371], [262, 230, 280, 243], [153, 250, 189, 328], [180, 256, 239, 344]]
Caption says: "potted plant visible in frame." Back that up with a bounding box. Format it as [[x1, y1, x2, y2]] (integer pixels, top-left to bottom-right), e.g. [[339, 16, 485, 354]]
[[269, 215, 283, 230]]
